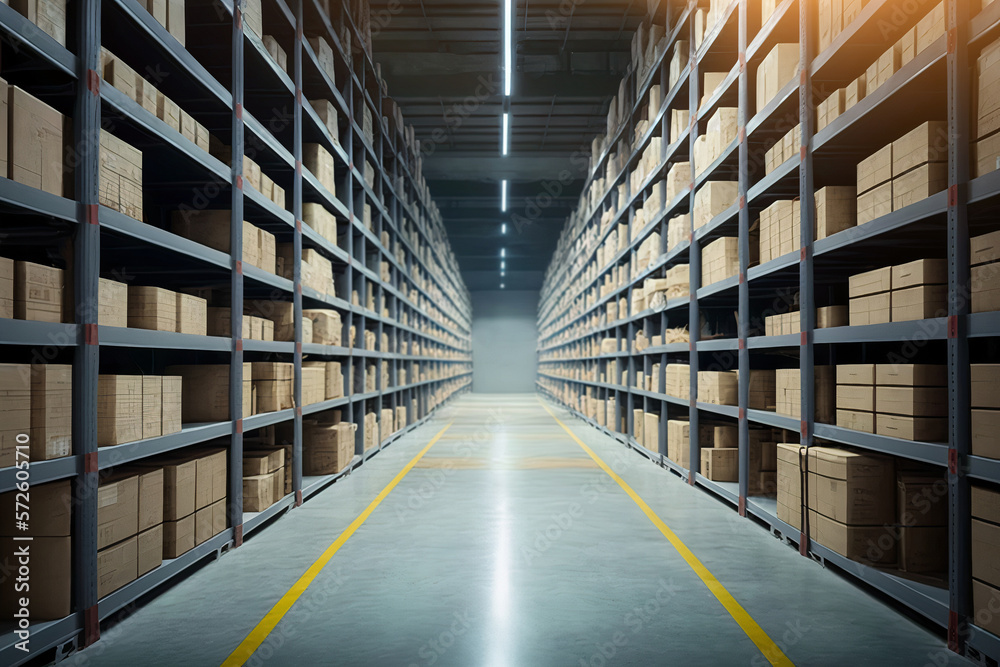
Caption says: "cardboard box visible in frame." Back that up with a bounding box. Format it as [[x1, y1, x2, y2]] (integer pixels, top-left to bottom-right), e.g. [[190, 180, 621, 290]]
[[176, 293, 207, 336], [899, 474, 948, 526], [836, 409, 875, 433], [0, 479, 71, 536], [304, 309, 342, 346], [876, 413, 948, 442], [815, 186, 856, 239], [29, 364, 71, 461], [836, 384, 874, 412], [809, 510, 897, 565], [666, 420, 691, 469], [845, 75, 866, 110], [857, 181, 892, 225], [837, 364, 876, 385], [701, 447, 738, 481], [0, 536, 71, 620], [973, 518, 1000, 588], [98, 474, 139, 550], [166, 363, 252, 422], [697, 371, 738, 405], [875, 364, 946, 387], [304, 142, 336, 194], [849, 292, 892, 326], [973, 262, 1000, 313], [165, 0, 185, 45], [0, 256, 12, 319], [304, 422, 356, 475], [98, 375, 143, 446], [127, 286, 177, 332], [892, 259, 946, 289], [243, 473, 274, 512], [252, 362, 294, 413], [0, 364, 31, 467], [816, 305, 848, 329], [11, 0, 67, 45], [9, 85, 65, 196], [899, 526, 947, 573], [891, 285, 947, 322], [14, 261, 63, 323], [893, 162, 947, 210], [974, 131, 1000, 177], [310, 99, 339, 144], [163, 513, 195, 558], [162, 376, 182, 434], [141, 375, 162, 440], [756, 43, 799, 114], [892, 121, 948, 175], [807, 446, 895, 525], [137, 524, 163, 577], [99, 278, 128, 328], [849, 266, 892, 299], [876, 386, 947, 417], [973, 409, 1000, 459], [973, 580, 1000, 638], [915, 1, 944, 53], [98, 535, 138, 598], [857, 144, 892, 194], [99, 129, 143, 220]]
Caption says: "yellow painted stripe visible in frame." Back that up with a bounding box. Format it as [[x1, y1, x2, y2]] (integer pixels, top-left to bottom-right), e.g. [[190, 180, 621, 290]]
[[538, 400, 794, 667], [221, 422, 454, 667]]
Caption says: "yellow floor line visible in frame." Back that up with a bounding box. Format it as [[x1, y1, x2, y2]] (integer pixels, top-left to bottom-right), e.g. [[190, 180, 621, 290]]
[[538, 400, 795, 667], [220, 422, 454, 667]]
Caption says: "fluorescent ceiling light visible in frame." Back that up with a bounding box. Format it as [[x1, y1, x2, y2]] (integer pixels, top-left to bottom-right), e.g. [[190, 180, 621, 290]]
[[501, 248, 506, 258], [501, 223, 507, 234], [502, 113, 509, 156], [504, 0, 512, 96], [501, 283, 506, 289], [501, 180, 508, 212], [501, 261, 506, 270]]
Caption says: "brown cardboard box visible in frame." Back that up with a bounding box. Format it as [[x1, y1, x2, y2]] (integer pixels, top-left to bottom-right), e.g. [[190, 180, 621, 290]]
[[175, 293, 207, 336], [133, 468, 164, 532], [891, 285, 947, 322], [836, 384, 874, 412], [857, 182, 892, 225], [849, 266, 892, 298], [899, 526, 947, 573], [11, 0, 67, 45], [836, 409, 875, 433], [128, 286, 177, 332], [98, 536, 138, 598], [0, 364, 31, 467], [972, 262, 1000, 313], [137, 524, 163, 577], [14, 261, 63, 323], [98, 375, 143, 446], [977, 34, 1000, 139], [302, 366, 326, 405], [99, 278, 128, 328], [304, 142, 336, 194], [916, 1, 944, 53], [892, 259, 946, 289], [141, 375, 162, 440], [165, 0, 185, 45], [849, 293, 891, 326], [974, 131, 1000, 177], [304, 309, 342, 346], [99, 129, 143, 220], [817, 305, 848, 329], [876, 413, 948, 442], [0, 536, 71, 620], [666, 420, 691, 469], [162, 376, 182, 434], [809, 509, 897, 565], [98, 474, 139, 550], [10, 86, 65, 196], [973, 485, 1000, 525], [156, 91, 180, 132], [892, 121, 948, 175], [876, 364, 946, 387], [152, 458, 197, 521], [876, 386, 947, 417], [815, 186, 856, 239], [243, 473, 274, 512], [163, 513, 195, 558], [837, 364, 875, 385], [167, 363, 252, 422], [857, 144, 892, 194], [252, 362, 294, 413], [310, 99, 339, 144], [701, 447, 738, 481], [697, 371, 738, 405], [748, 369, 776, 410], [0, 479, 71, 536], [30, 364, 71, 461], [756, 43, 799, 114], [973, 518, 1000, 588], [973, 409, 1000, 459], [845, 74, 866, 109], [898, 474, 948, 526], [973, 580, 1000, 637], [894, 161, 947, 210], [807, 446, 895, 525], [973, 365, 1000, 409], [0, 257, 13, 319]]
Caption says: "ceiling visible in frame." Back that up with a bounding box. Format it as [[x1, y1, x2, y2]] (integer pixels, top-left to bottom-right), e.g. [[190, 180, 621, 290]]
[[370, 0, 658, 292]]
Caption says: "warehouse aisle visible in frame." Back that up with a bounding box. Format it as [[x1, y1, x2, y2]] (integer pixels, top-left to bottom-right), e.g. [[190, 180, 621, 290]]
[[77, 395, 967, 666]]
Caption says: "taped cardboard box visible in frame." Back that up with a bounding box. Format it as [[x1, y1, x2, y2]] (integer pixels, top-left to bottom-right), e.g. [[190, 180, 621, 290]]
[[876, 413, 947, 442], [137, 524, 163, 577], [99, 278, 128, 328], [837, 409, 875, 433], [98, 375, 143, 446], [243, 472, 276, 512], [303, 422, 356, 475], [837, 363, 876, 385], [98, 474, 139, 550], [809, 509, 897, 565], [15, 261, 63, 323], [100, 129, 143, 220], [698, 371, 738, 406], [166, 363, 252, 422], [836, 384, 874, 412], [127, 286, 177, 332], [9, 85, 66, 197], [701, 447, 738, 482], [175, 293, 207, 336], [756, 43, 799, 114], [163, 513, 194, 558], [893, 162, 947, 210], [30, 364, 71, 461], [891, 285, 947, 322], [876, 363, 946, 387]]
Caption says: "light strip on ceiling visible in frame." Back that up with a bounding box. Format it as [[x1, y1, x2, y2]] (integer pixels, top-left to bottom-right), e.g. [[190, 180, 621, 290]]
[[502, 113, 509, 156], [504, 0, 512, 96], [501, 180, 508, 212]]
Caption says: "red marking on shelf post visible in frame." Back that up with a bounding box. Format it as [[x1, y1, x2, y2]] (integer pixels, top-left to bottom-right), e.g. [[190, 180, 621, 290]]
[[738, 52, 746, 69], [295, 219, 302, 232], [739, 272, 745, 285], [800, 247, 807, 261], [800, 68, 806, 85], [296, 88, 302, 105], [236, 260, 243, 275], [84, 323, 98, 346], [87, 70, 100, 96], [87, 204, 98, 225], [234, 524, 243, 547], [949, 448, 959, 475], [738, 407, 745, 420], [739, 195, 746, 210], [296, 342, 302, 355], [738, 495, 746, 517], [296, 160, 302, 175], [800, 331, 808, 346], [235, 419, 243, 435], [738, 127, 746, 144], [800, 420, 808, 439], [84, 606, 100, 646], [295, 406, 303, 417], [799, 532, 809, 556], [84, 451, 98, 473], [948, 184, 959, 207], [296, 490, 303, 507], [948, 611, 960, 652], [235, 103, 243, 120], [800, 145, 807, 161], [235, 339, 243, 352], [948, 315, 958, 339]]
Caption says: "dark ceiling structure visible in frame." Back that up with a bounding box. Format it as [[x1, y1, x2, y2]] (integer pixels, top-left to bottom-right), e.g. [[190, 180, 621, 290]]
[[370, 0, 656, 292]]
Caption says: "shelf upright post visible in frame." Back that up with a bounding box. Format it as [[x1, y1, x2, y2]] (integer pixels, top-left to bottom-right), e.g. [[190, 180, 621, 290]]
[[687, 0, 700, 485], [73, 0, 101, 647], [230, 0, 247, 548], [736, 0, 749, 517], [797, 0, 816, 556], [945, 0, 972, 655], [293, 0, 305, 506]]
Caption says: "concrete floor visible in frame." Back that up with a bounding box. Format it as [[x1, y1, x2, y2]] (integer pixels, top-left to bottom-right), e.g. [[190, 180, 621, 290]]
[[75, 394, 971, 666]]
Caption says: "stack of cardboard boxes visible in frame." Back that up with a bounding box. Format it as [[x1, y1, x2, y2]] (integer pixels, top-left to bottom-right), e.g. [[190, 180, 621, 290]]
[[837, 363, 948, 441], [816, 0, 865, 54], [127, 285, 208, 335], [139, 0, 186, 44], [973, 484, 1000, 637], [98, 374, 182, 447], [848, 259, 947, 326], [100, 129, 144, 220], [252, 362, 294, 413], [763, 124, 801, 173], [975, 34, 1000, 177], [758, 199, 800, 263], [694, 108, 738, 175], [96, 469, 160, 596], [701, 237, 740, 287], [207, 307, 275, 341], [302, 417, 357, 475], [244, 447, 286, 512], [693, 181, 738, 230], [171, 210, 277, 274], [699, 423, 738, 482], [973, 365, 1000, 460], [856, 121, 948, 225], [167, 363, 253, 423], [756, 43, 799, 115], [972, 230, 1000, 313], [775, 367, 835, 422], [698, 370, 738, 405], [245, 301, 310, 343]]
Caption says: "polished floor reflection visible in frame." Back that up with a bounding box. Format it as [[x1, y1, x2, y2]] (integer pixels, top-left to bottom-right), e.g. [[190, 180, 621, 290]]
[[76, 394, 969, 666]]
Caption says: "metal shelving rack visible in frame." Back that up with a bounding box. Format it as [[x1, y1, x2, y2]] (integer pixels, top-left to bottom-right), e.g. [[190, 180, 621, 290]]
[[0, 0, 471, 663], [536, 1, 1000, 664]]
